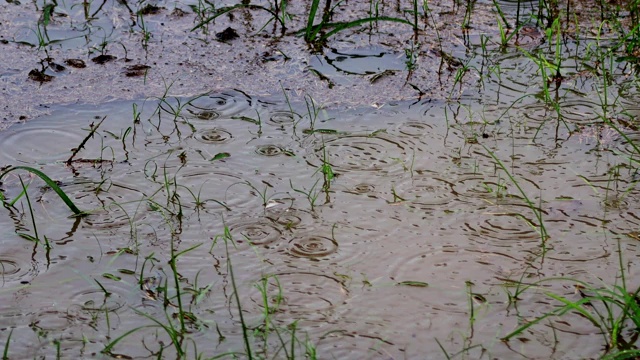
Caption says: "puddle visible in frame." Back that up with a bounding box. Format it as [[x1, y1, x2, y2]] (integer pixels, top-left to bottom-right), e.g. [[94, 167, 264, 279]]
[[0, 82, 639, 357], [309, 46, 407, 84], [1, 0, 640, 358]]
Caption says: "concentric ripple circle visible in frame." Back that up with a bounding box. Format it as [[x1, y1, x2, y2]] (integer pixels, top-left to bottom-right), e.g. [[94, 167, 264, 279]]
[[307, 134, 409, 173], [461, 209, 542, 247], [82, 203, 147, 232], [315, 334, 392, 359], [273, 212, 303, 228], [350, 183, 376, 194], [266, 208, 316, 230], [29, 308, 79, 332], [614, 132, 640, 158], [0, 255, 38, 284], [0, 126, 85, 164], [288, 236, 338, 258], [183, 91, 252, 119], [248, 272, 348, 315], [267, 110, 299, 126], [255, 144, 283, 156], [229, 220, 282, 246], [186, 108, 220, 120], [395, 121, 435, 137], [451, 174, 507, 200], [175, 168, 258, 210], [390, 172, 454, 207], [0, 259, 21, 278], [194, 128, 233, 144], [388, 246, 499, 309], [70, 288, 127, 313]]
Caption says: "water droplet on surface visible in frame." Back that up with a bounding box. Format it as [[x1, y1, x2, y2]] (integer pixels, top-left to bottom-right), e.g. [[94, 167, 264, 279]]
[[195, 128, 233, 143], [288, 236, 338, 258], [255, 144, 283, 156]]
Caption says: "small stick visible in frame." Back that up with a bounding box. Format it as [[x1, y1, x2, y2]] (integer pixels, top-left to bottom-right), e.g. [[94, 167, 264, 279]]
[[66, 116, 106, 166]]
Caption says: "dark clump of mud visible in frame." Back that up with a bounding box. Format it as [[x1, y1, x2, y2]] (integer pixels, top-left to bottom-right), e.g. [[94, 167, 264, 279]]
[[138, 4, 162, 15], [28, 69, 53, 82], [124, 64, 151, 77], [216, 27, 240, 42], [91, 54, 117, 65], [64, 59, 86, 68]]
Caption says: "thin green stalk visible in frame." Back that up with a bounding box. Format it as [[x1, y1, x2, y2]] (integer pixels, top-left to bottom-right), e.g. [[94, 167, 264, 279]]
[[102, 325, 153, 354], [2, 328, 12, 360], [319, 16, 413, 41], [0, 166, 84, 216], [482, 145, 548, 244], [66, 116, 106, 165], [17, 176, 41, 245], [305, 0, 322, 42], [224, 229, 253, 359], [192, 4, 285, 32], [492, 0, 510, 30]]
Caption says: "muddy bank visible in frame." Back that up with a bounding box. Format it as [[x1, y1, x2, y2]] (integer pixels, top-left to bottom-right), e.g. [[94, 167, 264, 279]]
[[0, 0, 501, 128]]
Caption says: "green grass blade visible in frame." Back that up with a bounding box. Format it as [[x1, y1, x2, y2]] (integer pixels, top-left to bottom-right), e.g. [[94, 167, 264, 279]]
[[191, 5, 242, 32], [481, 145, 547, 242], [3, 328, 12, 359], [501, 311, 556, 341], [546, 292, 602, 329], [192, 4, 285, 32], [604, 118, 640, 163], [102, 325, 151, 354], [224, 233, 253, 359], [0, 166, 84, 216], [8, 181, 28, 207], [305, 0, 321, 41], [602, 349, 640, 360], [132, 309, 184, 357], [434, 337, 452, 360]]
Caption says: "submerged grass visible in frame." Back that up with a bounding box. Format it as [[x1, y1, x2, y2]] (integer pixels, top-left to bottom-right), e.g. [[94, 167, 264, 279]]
[[502, 239, 640, 358], [482, 145, 548, 246], [98, 220, 319, 358], [0, 166, 84, 216]]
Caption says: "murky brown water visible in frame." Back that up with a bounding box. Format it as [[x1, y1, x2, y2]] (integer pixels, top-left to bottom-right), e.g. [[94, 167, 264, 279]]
[[1, 0, 640, 359]]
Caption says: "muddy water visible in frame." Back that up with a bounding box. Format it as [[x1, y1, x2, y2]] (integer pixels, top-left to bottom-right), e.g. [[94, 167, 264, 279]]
[[1, 0, 640, 359], [0, 78, 639, 358]]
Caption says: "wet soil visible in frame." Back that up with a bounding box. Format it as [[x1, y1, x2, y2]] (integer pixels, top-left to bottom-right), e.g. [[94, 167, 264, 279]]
[[0, 0, 475, 127]]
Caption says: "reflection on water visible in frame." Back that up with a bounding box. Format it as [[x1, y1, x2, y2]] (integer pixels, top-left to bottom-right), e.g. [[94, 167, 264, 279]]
[[1, 70, 640, 357], [2, 21, 640, 360], [0, 85, 637, 358]]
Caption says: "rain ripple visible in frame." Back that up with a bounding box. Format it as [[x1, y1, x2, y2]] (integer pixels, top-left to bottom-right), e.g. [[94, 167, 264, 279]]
[[306, 133, 411, 174], [247, 271, 349, 319], [183, 91, 253, 120]]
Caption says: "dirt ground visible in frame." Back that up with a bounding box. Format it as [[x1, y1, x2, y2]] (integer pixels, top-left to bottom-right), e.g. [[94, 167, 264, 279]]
[[0, 0, 499, 129]]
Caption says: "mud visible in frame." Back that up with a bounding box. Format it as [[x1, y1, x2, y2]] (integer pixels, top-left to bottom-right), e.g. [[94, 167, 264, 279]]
[[0, 0, 486, 127]]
